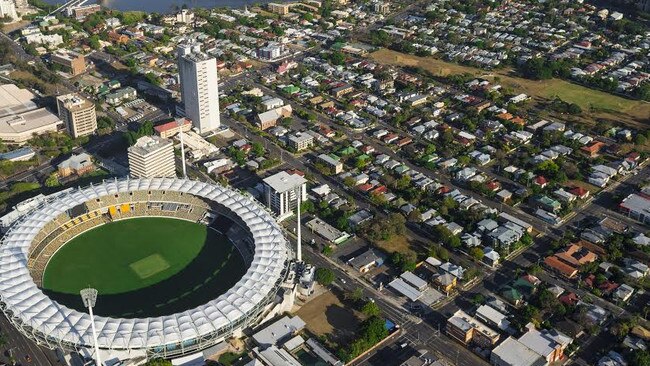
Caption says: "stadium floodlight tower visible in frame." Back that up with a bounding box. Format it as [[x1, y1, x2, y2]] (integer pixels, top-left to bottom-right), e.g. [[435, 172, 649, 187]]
[[177, 118, 187, 178], [295, 186, 302, 262], [80, 287, 102, 366]]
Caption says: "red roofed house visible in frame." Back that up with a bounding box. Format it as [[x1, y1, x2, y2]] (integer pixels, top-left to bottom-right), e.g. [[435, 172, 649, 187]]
[[358, 183, 373, 192], [286, 169, 305, 177], [581, 141, 606, 157], [486, 180, 502, 192], [382, 133, 399, 144], [510, 116, 526, 126], [544, 244, 598, 279], [397, 137, 413, 147], [560, 292, 579, 306], [361, 145, 375, 154], [534, 176, 549, 188], [544, 256, 579, 279], [569, 187, 590, 200], [599, 281, 619, 295]]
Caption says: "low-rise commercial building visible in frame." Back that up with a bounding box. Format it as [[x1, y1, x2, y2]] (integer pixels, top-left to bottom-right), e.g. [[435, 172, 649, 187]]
[[57, 153, 95, 177], [0, 84, 63, 144], [491, 324, 572, 366], [287, 133, 314, 151], [154, 118, 192, 138], [446, 309, 500, 347], [316, 153, 343, 174], [105, 87, 137, 106], [620, 193, 650, 225], [51, 50, 86, 76]]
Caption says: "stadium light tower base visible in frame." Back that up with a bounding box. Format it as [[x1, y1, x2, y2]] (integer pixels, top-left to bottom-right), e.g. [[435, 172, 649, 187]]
[[80, 287, 102, 366]]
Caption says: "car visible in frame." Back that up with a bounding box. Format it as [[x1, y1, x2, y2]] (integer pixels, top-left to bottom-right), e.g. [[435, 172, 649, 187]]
[[24, 355, 31, 363]]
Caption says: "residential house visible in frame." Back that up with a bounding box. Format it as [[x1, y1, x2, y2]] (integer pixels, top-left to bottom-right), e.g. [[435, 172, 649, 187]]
[[257, 105, 292, 130], [347, 248, 386, 273]]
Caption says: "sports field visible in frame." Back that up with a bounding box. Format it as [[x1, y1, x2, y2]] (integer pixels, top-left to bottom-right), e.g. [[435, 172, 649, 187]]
[[42, 217, 247, 317]]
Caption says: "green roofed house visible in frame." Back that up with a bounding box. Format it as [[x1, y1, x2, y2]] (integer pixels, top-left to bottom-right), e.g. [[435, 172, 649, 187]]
[[283, 85, 300, 95], [512, 277, 538, 298], [357, 154, 371, 161], [339, 146, 358, 156], [331, 42, 345, 51], [96, 84, 110, 96], [501, 286, 524, 306], [534, 195, 562, 213]]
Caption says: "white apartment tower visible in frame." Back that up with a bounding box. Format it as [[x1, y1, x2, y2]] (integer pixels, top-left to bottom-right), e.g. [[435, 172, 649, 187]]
[[262, 171, 307, 221], [0, 0, 18, 21], [177, 43, 220, 134], [127, 135, 176, 178]]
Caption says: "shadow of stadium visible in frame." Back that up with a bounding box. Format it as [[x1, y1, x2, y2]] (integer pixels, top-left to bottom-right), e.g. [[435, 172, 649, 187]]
[[43, 230, 248, 318]]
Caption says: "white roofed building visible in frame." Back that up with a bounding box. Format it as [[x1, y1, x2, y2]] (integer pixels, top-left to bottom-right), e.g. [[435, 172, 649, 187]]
[[262, 171, 307, 221]]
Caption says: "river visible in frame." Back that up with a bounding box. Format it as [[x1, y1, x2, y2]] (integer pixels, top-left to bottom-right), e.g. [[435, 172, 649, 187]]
[[42, 0, 262, 13]]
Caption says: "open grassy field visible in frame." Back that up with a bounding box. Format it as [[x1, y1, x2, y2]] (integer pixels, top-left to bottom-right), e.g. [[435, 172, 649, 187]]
[[370, 49, 650, 128], [296, 290, 364, 344], [42, 217, 246, 317], [375, 235, 412, 254]]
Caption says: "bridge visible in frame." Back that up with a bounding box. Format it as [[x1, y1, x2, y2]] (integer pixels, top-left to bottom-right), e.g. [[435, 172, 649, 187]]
[[47, 0, 89, 16]]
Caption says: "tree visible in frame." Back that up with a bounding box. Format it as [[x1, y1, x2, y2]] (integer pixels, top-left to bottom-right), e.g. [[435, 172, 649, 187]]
[[44, 173, 60, 187], [471, 293, 485, 305], [429, 245, 450, 261], [390, 251, 417, 272], [251, 142, 265, 157], [322, 245, 333, 256], [469, 247, 484, 262], [434, 225, 461, 249], [145, 72, 162, 86], [407, 209, 422, 222], [329, 51, 346, 66], [636, 134, 647, 146], [346, 287, 364, 302], [361, 301, 381, 317], [629, 350, 650, 366], [315, 268, 335, 286], [88, 35, 101, 50]]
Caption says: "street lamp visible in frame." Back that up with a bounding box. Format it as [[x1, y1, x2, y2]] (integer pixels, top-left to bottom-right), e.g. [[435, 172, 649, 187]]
[[80, 287, 102, 366]]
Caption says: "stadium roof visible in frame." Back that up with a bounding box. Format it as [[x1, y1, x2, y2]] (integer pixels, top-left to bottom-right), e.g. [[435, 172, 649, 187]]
[[0, 178, 290, 356]]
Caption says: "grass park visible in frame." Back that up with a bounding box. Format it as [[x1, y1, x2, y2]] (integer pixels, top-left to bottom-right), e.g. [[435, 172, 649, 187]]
[[42, 217, 246, 317]]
